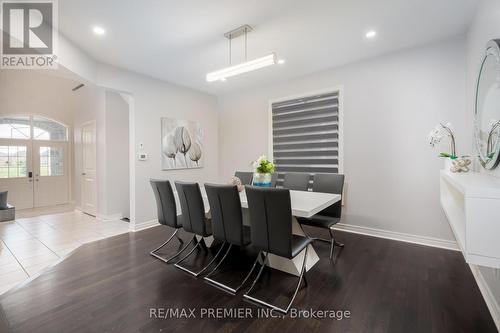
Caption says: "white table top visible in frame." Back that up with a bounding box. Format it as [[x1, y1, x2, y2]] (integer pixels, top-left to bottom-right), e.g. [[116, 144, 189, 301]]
[[175, 186, 341, 218], [238, 190, 340, 218]]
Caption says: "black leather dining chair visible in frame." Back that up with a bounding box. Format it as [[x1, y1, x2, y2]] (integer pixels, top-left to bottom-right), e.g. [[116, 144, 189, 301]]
[[234, 171, 253, 185], [174, 181, 221, 277], [203, 184, 256, 294], [270, 172, 278, 187], [149, 179, 192, 263], [297, 173, 345, 260], [282, 172, 310, 191], [244, 186, 312, 314]]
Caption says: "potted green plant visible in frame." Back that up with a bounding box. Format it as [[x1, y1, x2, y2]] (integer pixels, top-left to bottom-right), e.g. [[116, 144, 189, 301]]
[[252, 155, 275, 187]]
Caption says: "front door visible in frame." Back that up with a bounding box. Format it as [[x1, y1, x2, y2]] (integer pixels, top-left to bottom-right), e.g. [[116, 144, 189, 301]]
[[0, 140, 33, 209], [0, 115, 70, 210], [33, 141, 69, 207]]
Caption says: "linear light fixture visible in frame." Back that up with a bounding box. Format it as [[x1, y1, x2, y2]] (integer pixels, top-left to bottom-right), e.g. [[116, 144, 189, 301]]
[[206, 25, 281, 82], [206, 53, 277, 82]]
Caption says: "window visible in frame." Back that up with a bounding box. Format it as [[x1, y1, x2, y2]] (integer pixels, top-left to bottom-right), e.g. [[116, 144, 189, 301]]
[[39, 147, 64, 176], [32, 116, 68, 141], [271, 91, 341, 187], [0, 116, 68, 141], [0, 146, 28, 178], [0, 116, 31, 139]]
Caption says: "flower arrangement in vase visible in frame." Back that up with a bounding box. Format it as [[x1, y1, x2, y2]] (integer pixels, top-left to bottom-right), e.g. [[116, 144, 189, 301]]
[[428, 122, 471, 173], [252, 155, 275, 187]]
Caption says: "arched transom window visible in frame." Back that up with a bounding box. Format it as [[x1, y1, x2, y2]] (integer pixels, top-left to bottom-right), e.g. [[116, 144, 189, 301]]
[[0, 116, 68, 141]]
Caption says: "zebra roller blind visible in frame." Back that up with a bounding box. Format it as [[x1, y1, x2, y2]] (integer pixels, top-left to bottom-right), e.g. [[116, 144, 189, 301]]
[[272, 91, 340, 187]]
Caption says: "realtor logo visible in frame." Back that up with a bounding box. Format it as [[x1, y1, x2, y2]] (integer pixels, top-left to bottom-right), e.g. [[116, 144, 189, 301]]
[[1, 0, 58, 69]]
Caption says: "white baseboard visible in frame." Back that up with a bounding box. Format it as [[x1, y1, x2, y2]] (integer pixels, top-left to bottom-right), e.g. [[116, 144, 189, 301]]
[[332, 223, 459, 251], [130, 219, 160, 232], [469, 264, 500, 331], [96, 213, 123, 222]]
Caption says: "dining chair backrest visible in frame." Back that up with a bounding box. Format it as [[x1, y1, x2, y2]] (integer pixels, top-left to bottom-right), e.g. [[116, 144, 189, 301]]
[[150, 179, 181, 228], [234, 171, 253, 186], [312, 173, 345, 218], [270, 173, 278, 187], [205, 183, 245, 245], [245, 186, 294, 258], [283, 172, 310, 191], [175, 181, 209, 235]]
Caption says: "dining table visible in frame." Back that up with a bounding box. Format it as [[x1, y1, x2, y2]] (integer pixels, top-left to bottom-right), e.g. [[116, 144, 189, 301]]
[[174, 186, 341, 276]]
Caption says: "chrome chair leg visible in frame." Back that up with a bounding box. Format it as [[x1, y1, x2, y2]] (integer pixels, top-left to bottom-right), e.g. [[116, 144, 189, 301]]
[[192, 242, 228, 277], [329, 229, 335, 260], [205, 246, 262, 295], [150, 229, 186, 263], [299, 224, 344, 260], [175, 231, 184, 244], [244, 247, 308, 315], [175, 240, 227, 277], [205, 244, 233, 277], [244, 251, 267, 296], [163, 235, 197, 263]]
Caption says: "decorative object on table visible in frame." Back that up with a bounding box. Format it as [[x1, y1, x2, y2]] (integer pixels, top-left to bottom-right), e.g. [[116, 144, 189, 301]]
[[474, 39, 500, 170], [252, 155, 275, 187], [428, 122, 461, 172], [450, 157, 472, 173], [161, 118, 203, 170], [229, 176, 244, 192]]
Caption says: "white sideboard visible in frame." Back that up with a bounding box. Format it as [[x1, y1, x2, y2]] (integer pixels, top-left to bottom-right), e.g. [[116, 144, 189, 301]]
[[440, 170, 500, 268]]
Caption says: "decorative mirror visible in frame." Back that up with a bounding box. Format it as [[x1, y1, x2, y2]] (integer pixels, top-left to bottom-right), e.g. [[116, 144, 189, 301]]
[[475, 39, 500, 170]]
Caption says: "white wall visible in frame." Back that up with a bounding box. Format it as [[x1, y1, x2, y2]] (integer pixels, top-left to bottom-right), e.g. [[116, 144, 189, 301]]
[[466, 0, 500, 320], [103, 91, 130, 218], [0, 70, 79, 126], [218, 37, 467, 242], [96, 64, 219, 228]]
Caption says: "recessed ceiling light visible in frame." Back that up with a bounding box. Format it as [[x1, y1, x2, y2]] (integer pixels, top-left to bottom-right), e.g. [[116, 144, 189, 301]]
[[278, 59, 285, 64], [92, 26, 105, 36], [365, 30, 377, 39]]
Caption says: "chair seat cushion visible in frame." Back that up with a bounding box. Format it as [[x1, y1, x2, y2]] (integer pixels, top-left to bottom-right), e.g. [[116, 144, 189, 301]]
[[297, 214, 340, 229], [291, 235, 313, 258]]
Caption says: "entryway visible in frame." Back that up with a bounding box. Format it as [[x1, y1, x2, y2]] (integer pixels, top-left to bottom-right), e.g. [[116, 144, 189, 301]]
[[0, 116, 69, 210]]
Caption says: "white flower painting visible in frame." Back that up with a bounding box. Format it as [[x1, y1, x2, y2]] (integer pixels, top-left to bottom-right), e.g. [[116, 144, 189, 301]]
[[161, 118, 203, 170]]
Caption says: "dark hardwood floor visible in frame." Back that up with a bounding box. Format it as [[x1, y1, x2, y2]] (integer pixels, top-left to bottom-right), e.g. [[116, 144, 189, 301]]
[[0, 225, 496, 333]]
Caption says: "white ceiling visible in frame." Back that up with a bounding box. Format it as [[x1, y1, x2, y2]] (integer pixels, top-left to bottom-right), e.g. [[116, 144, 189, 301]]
[[59, 0, 478, 96]]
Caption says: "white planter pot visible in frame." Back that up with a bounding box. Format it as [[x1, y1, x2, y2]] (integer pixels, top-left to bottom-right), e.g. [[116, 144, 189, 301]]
[[253, 173, 272, 187]]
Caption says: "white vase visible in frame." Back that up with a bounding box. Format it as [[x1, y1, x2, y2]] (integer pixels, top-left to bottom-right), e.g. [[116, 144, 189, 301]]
[[253, 173, 272, 187]]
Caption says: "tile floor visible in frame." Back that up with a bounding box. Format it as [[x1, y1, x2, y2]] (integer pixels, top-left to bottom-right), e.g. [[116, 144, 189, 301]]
[[0, 208, 130, 295]]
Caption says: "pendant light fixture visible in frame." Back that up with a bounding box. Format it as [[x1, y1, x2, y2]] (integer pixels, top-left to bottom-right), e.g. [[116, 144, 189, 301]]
[[206, 25, 282, 82]]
